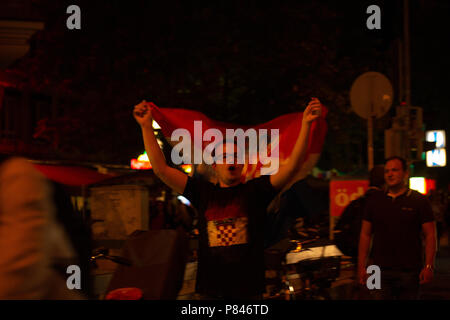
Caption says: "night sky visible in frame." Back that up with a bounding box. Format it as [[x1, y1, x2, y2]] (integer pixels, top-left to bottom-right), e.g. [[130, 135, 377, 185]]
[[4, 0, 450, 187]]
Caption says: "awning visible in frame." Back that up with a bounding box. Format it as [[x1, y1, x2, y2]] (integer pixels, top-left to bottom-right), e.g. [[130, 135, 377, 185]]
[[33, 164, 116, 187]]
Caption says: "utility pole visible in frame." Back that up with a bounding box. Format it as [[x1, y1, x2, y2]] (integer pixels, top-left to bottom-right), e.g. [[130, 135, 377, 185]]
[[386, 0, 424, 165], [403, 0, 411, 107]]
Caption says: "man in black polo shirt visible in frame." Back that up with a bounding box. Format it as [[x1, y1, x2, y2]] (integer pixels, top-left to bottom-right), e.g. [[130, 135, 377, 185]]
[[357, 156, 436, 299]]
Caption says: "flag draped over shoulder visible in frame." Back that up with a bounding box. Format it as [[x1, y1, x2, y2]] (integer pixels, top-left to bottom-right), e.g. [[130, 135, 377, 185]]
[[149, 103, 327, 180]]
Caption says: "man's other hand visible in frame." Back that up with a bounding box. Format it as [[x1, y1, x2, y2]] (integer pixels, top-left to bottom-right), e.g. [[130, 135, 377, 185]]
[[133, 100, 153, 128]]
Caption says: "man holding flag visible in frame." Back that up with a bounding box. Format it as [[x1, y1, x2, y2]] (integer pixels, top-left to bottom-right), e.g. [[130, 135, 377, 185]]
[[133, 98, 323, 299]]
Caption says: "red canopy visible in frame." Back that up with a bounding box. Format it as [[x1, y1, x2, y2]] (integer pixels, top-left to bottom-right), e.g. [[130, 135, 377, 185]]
[[32, 164, 115, 187]]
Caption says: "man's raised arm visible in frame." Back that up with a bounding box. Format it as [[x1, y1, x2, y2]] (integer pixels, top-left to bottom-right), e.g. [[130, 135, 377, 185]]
[[133, 100, 187, 194], [269, 98, 322, 190]]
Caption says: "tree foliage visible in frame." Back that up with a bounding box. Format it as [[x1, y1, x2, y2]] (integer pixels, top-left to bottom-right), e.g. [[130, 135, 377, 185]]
[[10, 1, 402, 171]]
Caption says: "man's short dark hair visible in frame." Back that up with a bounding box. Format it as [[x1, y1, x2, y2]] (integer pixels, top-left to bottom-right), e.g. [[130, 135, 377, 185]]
[[385, 156, 408, 171]]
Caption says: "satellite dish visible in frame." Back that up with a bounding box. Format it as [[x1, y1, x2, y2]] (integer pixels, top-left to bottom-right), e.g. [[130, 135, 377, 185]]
[[350, 72, 393, 119]]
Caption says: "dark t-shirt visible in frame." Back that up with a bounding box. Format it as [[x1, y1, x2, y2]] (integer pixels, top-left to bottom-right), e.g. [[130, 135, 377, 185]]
[[183, 175, 277, 297], [363, 189, 435, 271]]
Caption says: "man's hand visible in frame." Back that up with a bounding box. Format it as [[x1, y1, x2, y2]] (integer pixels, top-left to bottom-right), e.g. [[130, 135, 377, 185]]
[[269, 97, 323, 190], [133, 100, 153, 128], [302, 98, 322, 124], [419, 267, 434, 284], [133, 99, 188, 194]]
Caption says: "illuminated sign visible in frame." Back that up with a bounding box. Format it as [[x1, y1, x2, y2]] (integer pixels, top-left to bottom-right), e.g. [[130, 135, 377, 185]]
[[329, 179, 369, 217], [131, 159, 152, 170], [329, 178, 369, 240], [426, 130, 445, 148], [426, 130, 446, 167], [131, 152, 192, 173], [426, 149, 446, 167], [409, 177, 426, 194], [131, 152, 152, 170], [409, 177, 436, 194]]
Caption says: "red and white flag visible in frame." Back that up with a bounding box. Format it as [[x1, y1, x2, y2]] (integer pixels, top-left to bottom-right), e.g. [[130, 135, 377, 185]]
[[149, 103, 327, 181]]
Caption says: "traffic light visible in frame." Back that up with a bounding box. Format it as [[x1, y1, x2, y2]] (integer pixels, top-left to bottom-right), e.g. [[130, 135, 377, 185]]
[[385, 128, 407, 159], [425, 130, 447, 167], [385, 106, 424, 161]]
